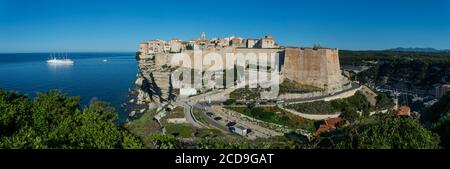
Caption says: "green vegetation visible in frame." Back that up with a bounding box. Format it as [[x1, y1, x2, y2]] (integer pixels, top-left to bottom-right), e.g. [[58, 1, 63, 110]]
[[375, 93, 394, 110], [165, 123, 195, 138], [340, 50, 450, 65], [2, 88, 450, 149], [432, 113, 450, 149], [223, 98, 236, 105], [315, 114, 440, 149], [229, 86, 264, 100], [165, 123, 223, 139], [427, 91, 450, 148], [286, 93, 374, 116], [135, 51, 141, 61], [0, 90, 144, 149], [423, 91, 450, 123], [279, 79, 323, 94], [225, 105, 316, 132], [359, 60, 450, 88], [147, 134, 306, 149], [186, 44, 193, 50], [192, 108, 208, 126], [126, 106, 226, 148], [340, 50, 450, 90], [229, 79, 324, 100], [165, 107, 185, 119], [124, 109, 161, 146]]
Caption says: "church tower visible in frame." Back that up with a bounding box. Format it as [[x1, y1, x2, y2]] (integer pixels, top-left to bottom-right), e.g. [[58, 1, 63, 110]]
[[201, 32, 206, 40]]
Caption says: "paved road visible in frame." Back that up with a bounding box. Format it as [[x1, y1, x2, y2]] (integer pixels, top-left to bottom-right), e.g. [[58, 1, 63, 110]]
[[194, 103, 283, 138], [283, 83, 361, 105], [193, 103, 230, 132], [172, 101, 204, 128], [278, 105, 341, 120], [209, 106, 284, 139], [192, 83, 361, 107], [175, 83, 360, 131]]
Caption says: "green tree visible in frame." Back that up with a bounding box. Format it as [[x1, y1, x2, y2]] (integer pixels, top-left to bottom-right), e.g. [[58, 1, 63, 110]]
[[135, 51, 141, 61], [432, 112, 450, 149], [340, 107, 360, 122], [0, 90, 144, 149], [375, 93, 393, 110], [316, 114, 439, 149]]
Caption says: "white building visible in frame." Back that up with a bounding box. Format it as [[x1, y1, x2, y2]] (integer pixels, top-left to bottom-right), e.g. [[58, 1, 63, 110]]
[[258, 35, 279, 48], [169, 39, 182, 53], [148, 39, 165, 54]]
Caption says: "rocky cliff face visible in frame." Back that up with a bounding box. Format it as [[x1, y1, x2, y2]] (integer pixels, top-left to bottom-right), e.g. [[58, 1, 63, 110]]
[[135, 55, 175, 108]]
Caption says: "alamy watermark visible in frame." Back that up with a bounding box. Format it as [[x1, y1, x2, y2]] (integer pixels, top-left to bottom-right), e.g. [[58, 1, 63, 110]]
[[170, 50, 281, 99]]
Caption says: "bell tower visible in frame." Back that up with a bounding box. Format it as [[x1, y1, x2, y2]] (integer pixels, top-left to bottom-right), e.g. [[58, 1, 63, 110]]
[[201, 32, 206, 40]]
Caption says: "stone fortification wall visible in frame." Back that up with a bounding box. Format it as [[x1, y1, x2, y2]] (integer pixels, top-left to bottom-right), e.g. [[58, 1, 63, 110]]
[[283, 47, 343, 91]]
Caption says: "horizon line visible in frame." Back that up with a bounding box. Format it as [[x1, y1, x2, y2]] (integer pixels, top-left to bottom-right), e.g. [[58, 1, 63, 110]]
[[2, 47, 450, 54]]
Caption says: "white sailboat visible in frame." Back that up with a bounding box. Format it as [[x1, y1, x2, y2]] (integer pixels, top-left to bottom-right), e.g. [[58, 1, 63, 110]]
[[47, 53, 74, 65]]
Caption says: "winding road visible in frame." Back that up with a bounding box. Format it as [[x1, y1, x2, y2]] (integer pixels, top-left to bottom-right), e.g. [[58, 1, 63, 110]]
[[278, 105, 341, 120]]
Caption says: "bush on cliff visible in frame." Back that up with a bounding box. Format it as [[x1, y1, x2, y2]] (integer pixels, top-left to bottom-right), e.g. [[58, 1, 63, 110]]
[[135, 51, 141, 61]]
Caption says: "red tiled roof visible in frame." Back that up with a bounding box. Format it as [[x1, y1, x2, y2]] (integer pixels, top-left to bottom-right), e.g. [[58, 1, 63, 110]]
[[396, 106, 411, 116], [325, 117, 342, 126], [314, 117, 343, 135]]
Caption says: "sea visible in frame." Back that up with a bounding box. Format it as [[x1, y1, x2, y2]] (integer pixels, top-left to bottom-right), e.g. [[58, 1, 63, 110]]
[[0, 52, 138, 120]]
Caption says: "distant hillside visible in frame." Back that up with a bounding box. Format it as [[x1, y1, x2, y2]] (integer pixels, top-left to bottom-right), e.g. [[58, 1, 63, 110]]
[[339, 50, 450, 65], [385, 47, 450, 53]]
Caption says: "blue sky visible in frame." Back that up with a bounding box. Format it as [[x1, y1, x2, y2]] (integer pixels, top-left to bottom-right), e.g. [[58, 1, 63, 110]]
[[1, 0, 449, 52]]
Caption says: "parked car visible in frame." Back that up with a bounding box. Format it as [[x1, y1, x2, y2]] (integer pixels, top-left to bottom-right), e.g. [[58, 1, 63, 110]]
[[276, 100, 285, 104], [206, 112, 214, 117], [226, 122, 236, 127], [214, 116, 222, 121]]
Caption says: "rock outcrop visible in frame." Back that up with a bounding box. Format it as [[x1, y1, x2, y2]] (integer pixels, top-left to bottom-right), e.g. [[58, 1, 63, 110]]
[[135, 55, 176, 105]]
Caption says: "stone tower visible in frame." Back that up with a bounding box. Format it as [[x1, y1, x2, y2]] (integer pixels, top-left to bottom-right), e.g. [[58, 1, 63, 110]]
[[201, 32, 206, 40], [283, 47, 343, 92]]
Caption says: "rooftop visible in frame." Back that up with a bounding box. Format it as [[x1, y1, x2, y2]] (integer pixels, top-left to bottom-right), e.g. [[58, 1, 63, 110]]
[[395, 106, 411, 116]]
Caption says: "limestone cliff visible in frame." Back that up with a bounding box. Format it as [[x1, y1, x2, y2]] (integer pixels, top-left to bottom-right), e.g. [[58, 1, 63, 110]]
[[135, 56, 175, 107]]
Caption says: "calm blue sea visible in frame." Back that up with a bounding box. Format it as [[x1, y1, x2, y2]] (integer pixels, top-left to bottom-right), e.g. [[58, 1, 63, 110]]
[[0, 52, 137, 120]]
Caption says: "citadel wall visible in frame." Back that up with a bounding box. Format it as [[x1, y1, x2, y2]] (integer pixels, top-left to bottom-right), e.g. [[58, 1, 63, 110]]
[[283, 47, 343, 91]]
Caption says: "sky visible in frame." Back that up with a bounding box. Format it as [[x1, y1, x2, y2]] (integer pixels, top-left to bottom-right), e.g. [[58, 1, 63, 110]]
[[0, 0, 449, 52]]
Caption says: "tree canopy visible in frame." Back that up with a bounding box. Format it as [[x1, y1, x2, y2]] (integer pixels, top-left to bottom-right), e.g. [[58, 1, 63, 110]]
[[0, 90, 144, 149], [315, 114, 440, 149]]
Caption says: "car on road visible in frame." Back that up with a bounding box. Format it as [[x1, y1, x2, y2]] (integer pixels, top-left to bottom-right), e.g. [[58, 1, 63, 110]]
[[276, 99, 285, 104], [226, 122, 236, 127], [236, 101, 245, 105], [206, 112, 214, 117], [213, 116, 222, 121]]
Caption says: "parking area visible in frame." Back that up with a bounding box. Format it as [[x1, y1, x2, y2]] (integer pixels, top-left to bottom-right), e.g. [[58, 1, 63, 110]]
[[196, 105, 282, 139]]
